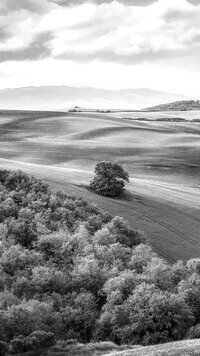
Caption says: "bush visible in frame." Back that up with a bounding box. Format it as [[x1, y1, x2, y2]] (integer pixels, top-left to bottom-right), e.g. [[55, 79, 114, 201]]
[[0, 341, 8, 356], [10, 337, 25, 353], [186, 324, 200, 340], [29, 330, 55, 348], [65, 339, 77, 346], [100, 283, 194, 345], [10, 331, 55, 354], [85, 341, 119, 352], [90, 161, 129, 197]]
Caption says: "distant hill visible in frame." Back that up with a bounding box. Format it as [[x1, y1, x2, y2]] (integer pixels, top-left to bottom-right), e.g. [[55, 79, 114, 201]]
[[0, 85, 189, 110], [145, 100, 200, 111]]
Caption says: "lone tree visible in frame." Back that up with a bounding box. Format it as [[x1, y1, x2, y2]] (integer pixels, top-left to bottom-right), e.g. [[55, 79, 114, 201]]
[[90, 161, 129, 197]]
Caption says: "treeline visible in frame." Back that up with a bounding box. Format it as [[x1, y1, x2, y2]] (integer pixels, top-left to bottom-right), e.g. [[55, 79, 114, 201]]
[[0, 170, 200, 353]]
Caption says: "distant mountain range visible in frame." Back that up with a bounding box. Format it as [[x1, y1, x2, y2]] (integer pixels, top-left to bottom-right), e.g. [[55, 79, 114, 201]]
[[145, 100, 200, 111], [0, 86, 189, 111]]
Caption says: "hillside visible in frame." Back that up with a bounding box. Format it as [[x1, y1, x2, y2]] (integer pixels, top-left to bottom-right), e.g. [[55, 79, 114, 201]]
[[36, 339, 200, 355], [0, 86, 189, 111], [145, 100, 200, 111], [0, 111, 200, 261], [102, 339, 200, 356], [1, 169, 200, 355], [0, 110, 200, 263]]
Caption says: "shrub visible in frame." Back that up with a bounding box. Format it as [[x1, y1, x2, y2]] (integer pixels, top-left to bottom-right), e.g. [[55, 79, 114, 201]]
[[186, 259, 200, 275], [29, 330, 55, 348], [10, 331, 55, 354], [104, 216, 145, 247], [186, 324, 200, 340], [85, 341, 119, 351], [10, 337, 25, 353], [100, 283, 194, 345], [65, 339, 77, 346], [4, 300, 54, 339], [0, 341, 8, 356]]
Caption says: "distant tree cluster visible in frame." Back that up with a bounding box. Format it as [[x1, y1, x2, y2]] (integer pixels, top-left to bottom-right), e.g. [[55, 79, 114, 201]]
[[0, 169, 199, 353]]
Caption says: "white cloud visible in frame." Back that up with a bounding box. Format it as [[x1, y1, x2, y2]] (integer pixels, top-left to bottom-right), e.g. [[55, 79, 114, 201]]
[[35, 0, 200, 66], [0, 0, 200, 94], [1, 0, 200, 64]]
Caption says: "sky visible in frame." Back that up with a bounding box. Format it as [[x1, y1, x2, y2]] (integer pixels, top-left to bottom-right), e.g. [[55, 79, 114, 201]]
[[0, 0, 200, 96]]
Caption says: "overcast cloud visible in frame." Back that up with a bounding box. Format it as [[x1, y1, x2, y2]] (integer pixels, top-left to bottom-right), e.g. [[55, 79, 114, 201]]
[[0, 0, 200, 96]]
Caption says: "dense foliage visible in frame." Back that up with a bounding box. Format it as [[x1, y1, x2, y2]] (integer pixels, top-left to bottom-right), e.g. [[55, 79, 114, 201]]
[[90, 161, 129, 197], [0, 169, 199, 352]]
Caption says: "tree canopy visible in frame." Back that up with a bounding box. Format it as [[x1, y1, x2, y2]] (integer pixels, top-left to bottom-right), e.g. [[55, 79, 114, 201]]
[[0, 169, 199, 352], [90, 161, 129, 197]]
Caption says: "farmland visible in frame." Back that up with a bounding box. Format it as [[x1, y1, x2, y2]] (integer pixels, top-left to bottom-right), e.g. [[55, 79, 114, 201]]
[[0, 109, 200, 262]]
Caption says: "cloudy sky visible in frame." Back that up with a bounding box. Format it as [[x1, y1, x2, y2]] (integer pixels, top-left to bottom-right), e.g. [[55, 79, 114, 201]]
[[0, 0, 200, 96]]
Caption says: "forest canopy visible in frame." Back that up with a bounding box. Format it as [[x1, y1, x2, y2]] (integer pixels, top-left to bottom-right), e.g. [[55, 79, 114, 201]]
[[0, 169, 199, 353]]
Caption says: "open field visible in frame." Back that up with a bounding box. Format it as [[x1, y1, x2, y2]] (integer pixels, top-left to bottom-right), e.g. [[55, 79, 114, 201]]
[[0, 110, 200, 262], [101, 339, 200, 356], [13, 339, 200, 356], [110, 110, 200, 121]]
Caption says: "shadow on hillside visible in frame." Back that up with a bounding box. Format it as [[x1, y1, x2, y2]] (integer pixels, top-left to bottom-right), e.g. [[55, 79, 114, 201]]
[[74, 184, 134, 202]]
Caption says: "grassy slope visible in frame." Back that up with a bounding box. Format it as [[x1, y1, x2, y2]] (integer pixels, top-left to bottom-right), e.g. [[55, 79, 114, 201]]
[[102, 339, 200, 356], [109, 110, 200, 121], [0, 110, 200, 262]]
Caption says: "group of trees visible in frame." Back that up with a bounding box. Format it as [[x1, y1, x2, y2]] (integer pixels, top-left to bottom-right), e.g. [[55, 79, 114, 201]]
[[0, 169, 200, 353]]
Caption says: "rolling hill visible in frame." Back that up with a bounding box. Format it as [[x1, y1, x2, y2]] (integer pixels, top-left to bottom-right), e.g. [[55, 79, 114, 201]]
[[145, 100, 200, 112], [0, 110, 200, 263], [102, 339, 200, 356], [0, 86, 189, 111], [41, 339, 200, 356]]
